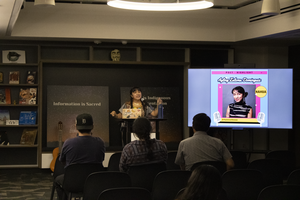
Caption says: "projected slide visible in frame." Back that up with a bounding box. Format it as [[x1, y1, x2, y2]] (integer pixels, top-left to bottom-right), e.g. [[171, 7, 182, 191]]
[[210, 69, 268, 128]]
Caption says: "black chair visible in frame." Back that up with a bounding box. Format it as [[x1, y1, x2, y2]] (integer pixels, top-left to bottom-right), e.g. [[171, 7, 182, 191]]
[[257, 185, 300, 200], [265, 150, 296, 179], [176, 188, 228, 200], [247, 158, 283, 186], [107, 152, 122, 171], [62, 163, 104, 200], [98, 187, 151, 200], [191, 161, 227, 175], [128, 161, 166, 192], [230, 150, 248, 169], [166, 151, 180, 170], [222, 169, 265, 200], [152, 170, 191, 200], [287, 169, 300, 185], [83, 171, 131, 200], [50, 155, 65, 200]]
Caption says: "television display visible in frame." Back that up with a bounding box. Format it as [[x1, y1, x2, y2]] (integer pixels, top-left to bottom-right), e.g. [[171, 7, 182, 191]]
[[188, 68, 293, 129]]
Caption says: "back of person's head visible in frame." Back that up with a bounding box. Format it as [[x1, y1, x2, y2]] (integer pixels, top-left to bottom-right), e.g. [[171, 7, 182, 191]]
[[132, 117, 153, 160], [132, 117, 151, 139], [178, 165, 222, 200], [76, 113, 93, 134], [192, 113, 211, 132]]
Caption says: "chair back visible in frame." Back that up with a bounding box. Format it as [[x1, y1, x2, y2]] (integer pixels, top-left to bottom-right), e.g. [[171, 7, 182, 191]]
[[83, 171, 131, 200], [191, 161, 227, 175], [50, 155, 65, 200], [62, 163, 104, 197], [230, 150, 248, 169], [257, 185, 300, 200], [287, 169, 300, 185], [128, 161, 166, 192], [107, 152, 122, 171], [176, 188, 228, 200], [222, 169, 265, 200], [152, 170, 191, 200], [247, 158, 283, 186], [53, 155, 65, 178], [265, 150, 296, 178], [166, 151, 180, 170], [98, 187, 151, 200]]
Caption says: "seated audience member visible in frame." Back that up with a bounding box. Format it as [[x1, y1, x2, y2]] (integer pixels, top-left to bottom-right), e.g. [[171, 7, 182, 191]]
[[175, 113, 234, 171], [177, 164, 223, 200], [54, 113, 105, 200], [119, 117, 168, 172]]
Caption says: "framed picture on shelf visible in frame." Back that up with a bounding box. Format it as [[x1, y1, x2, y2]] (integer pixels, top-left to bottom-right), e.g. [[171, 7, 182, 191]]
[[0, 109, 10, 125], [20, 129, 37, 145], [19, 88, 37, 104], [2, 50, 26, 63], [26, 71, 37, 84], [19, 111, 37, 125], [9, 71, 20, 84]]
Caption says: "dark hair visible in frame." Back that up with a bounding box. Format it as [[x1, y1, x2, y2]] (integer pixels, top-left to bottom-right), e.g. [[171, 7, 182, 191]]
[[232, 86, 248, 99], [129, 87, 147, 114], [192, 113, 211, 132], [178, 165, 222, 200], [132, 117, 153, 160], [78, 129, 92, 134]]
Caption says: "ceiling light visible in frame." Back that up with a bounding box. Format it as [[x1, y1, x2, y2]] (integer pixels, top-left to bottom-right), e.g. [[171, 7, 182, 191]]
[[34, 0, 55, 6], [107, 0, 214, 11], [261, 0, 280, 15]]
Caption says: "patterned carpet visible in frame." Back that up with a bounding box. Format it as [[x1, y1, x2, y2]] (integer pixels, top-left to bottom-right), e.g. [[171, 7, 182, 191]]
[[0, 168, 56, 200]]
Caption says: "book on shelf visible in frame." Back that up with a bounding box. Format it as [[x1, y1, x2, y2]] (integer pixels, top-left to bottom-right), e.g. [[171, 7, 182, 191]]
[[9, 71, 20, 84], [0, 131, 9, 145], [0, 71, 3, 83], [19, 88, 37, 104], [20, 128, 37, 145], [26, 71, 37, 84], [0, 88, 11, 104], [19, 111, 37, 125], [0, 109, 10, 125]]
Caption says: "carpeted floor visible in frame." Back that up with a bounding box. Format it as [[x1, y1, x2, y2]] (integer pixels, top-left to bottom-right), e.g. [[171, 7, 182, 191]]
[[0, 168, 56, 200]]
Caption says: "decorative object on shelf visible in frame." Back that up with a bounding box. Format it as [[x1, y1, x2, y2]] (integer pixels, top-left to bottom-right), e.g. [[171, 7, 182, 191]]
[[9, 71, 20, 84], [0, 131, 9, 145], [0, 110, 10, 125], [0, 88, 11, 104], [0, 72, 3, 83], [26, 71, 37, 84], [20, 129, 37, 145], [107, 0, 213, 11], [2, 50, 26, 63], [6, 120, 19, 125], [19, 111, 37, 125], [111, 49, 121, 61], [19, 88, 37, 104]]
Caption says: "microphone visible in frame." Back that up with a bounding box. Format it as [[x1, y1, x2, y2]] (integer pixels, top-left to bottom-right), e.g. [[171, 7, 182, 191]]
[[141, 97, 150, 106]]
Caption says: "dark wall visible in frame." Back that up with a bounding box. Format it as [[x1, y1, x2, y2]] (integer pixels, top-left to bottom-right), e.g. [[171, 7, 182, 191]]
[[288, 45, 300, 166], [41, 63, 184, 148]]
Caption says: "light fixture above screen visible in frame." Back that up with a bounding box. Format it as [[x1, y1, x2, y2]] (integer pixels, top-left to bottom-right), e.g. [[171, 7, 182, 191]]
[[107, 0, 214, 11]]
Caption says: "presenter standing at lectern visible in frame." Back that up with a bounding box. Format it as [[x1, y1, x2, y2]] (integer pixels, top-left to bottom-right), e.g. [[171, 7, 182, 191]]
[[110, 87, 163, 119]]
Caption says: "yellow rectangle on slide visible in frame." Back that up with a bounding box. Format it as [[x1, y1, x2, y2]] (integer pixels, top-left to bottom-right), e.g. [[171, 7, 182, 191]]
[[220, 118, 259, 123]]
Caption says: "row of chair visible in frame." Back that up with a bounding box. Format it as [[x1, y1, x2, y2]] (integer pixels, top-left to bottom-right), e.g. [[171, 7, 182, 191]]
[[222, 168, 300, 200], [51, 160, 191, 200]]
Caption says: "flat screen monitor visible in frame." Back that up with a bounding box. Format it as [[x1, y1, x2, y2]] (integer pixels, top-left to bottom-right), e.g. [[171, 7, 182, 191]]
[[188, 68, 293, 129]]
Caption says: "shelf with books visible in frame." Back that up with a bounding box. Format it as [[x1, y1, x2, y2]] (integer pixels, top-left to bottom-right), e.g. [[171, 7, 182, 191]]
[[0, 59, 40, 168]]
